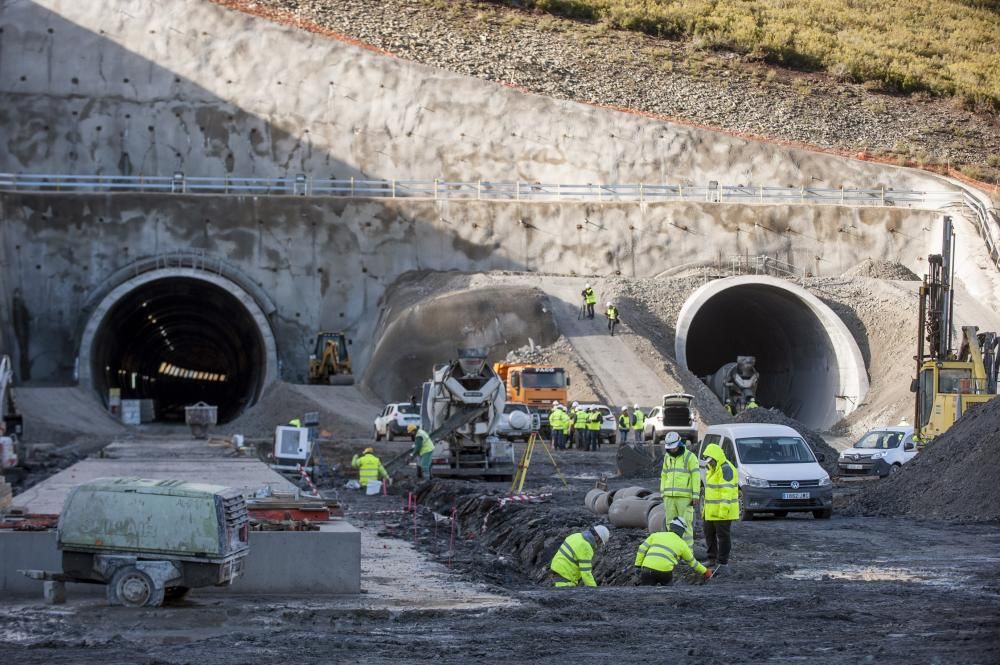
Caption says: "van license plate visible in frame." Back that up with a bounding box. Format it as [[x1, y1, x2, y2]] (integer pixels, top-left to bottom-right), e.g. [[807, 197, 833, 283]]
[[846, 464, 864, 470], [782, 492, 810, 500]]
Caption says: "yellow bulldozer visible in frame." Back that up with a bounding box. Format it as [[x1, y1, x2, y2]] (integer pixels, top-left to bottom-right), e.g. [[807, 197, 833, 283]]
[[307, 332, 354, 386], [912, 216, 999, 440]]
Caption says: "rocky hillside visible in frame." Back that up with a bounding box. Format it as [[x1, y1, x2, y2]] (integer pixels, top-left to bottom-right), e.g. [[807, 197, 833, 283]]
[[234, 0, 999, 186]]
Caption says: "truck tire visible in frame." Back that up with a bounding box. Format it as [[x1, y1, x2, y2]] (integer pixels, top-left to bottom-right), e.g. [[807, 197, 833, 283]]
[[107, 566, 165, 608]]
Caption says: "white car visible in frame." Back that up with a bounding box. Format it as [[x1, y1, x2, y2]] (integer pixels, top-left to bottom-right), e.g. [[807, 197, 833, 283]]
[[643, 394, 698, 444], [838, 425, 917, 478], [496, 402, 534, 442], [374, 402, 421, 441], [576, 404, 617, 445]]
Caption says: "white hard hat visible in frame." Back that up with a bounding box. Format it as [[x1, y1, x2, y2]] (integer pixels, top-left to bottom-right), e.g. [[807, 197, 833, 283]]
[[585, 283, 591, 288], [663, 431, 681, 449], [572, 401, 579, 407], [592, 524, 610, 545], [607, 301, 612, 307], [633, 404, 640, 410], [553, 402, 561, 408], [668, 516, 688, 533], [620, 406, 628, 412]]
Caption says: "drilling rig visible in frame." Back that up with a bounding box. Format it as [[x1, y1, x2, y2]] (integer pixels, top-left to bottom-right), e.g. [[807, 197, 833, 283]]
[[912, 216, 1000, 440]]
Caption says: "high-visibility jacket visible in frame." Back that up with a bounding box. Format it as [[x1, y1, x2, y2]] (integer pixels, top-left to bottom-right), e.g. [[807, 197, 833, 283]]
[[660, 448, 700, 499], [632, 409, 645, 431], [550, 532, 597, 587], [575, 410, 589, 429], [412, 429, 434, 457], [618, 413, 630, 430], [556, 409, 572, 433], [586, 410, 602, 431], [550, 408, 566, 431], [289, 418, 302, 427], [352, 452, 388, 485], [606, 306, 618, 320], [746, 399, 759, 409], [702, 443, 739, 521], [634, 530, 707, 575], [584, 288, 597, 305]]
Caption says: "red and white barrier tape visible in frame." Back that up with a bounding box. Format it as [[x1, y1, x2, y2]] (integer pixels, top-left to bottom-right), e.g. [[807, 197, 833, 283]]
[[296, 464, 321, 497]]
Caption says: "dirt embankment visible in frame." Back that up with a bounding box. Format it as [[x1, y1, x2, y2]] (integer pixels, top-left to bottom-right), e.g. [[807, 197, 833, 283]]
[[846, 398, 1000, 522]]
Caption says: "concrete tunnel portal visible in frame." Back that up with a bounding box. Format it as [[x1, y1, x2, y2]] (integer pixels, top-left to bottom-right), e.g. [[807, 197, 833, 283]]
[[79, 269, 279, 424], [675, 276, 868, 430]]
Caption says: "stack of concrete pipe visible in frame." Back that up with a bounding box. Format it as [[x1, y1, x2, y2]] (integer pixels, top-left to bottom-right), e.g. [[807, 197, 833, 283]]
[[584, 486, 665, 534]]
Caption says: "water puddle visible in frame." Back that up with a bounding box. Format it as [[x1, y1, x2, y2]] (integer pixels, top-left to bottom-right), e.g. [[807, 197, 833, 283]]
[[784, 565, 963, 588]]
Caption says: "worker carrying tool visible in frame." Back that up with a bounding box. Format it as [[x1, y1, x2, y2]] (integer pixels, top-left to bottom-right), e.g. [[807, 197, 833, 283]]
[[660, 432, 700, 546], [618, 407, 630, 445], [631, 404, 645, 444], [606, 302, 619, 336], [581, 284, 597, 319], [701, 443, 739, 576], [549, 524, 611, 587], [408, 425, 435, 479], [634, 516, 712, 586], [351, 447, 389, 488]]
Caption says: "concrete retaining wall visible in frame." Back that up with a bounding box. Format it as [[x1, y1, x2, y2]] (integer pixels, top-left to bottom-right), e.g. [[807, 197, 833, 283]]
[[0, 191, 942, 384], [0, 522, 361, 597]]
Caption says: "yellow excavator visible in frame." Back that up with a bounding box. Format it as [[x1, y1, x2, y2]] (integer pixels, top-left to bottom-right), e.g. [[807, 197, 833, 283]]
[[307, 332, 354, 386], [912, 216, 1000, 440]]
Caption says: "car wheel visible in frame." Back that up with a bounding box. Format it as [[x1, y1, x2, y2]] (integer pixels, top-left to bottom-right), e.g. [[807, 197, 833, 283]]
[[813, 508, 833, 519], [374, 426, 383, 442], [738, 490, 754, 521], [889, 463, 902, 475], [107, 566, 164, 607]]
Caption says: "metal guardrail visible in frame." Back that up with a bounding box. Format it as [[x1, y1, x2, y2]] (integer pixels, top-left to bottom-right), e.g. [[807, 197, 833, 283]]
[[956, 191, 1000, 271], [0, 172, 964, 209], [728, 255, 807, 285]]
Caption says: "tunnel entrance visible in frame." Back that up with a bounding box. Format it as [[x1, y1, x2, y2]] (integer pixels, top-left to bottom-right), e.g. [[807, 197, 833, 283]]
[[83, 273, 275, 424], [675, 277, 867, 430]]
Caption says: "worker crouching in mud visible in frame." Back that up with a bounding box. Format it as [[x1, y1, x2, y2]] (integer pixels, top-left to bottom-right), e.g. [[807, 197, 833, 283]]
[[549, 525, 611, 587], [408, 424, 434, 479], [634, 517, 712, 586]]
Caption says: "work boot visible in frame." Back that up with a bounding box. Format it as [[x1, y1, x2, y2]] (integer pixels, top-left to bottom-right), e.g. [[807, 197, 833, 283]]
[[712, 563, 729, 578]]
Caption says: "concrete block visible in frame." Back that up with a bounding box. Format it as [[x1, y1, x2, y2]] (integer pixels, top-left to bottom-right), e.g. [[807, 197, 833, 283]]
[[43, 581, 66, 604]]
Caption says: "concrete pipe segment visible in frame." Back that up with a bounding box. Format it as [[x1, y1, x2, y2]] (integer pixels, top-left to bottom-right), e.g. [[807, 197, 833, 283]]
[[675, 276, 868, 430], [608, 497, 657, 528], [584, 489, 606, 513], [593, 492, 612, 515], [613, 486, 654, 501], [647, 504, 666, 534]]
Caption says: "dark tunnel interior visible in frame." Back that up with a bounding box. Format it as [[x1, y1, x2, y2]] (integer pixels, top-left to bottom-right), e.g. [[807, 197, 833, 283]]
[[683, 284, 839, 428], [90, 277, 266, 423]]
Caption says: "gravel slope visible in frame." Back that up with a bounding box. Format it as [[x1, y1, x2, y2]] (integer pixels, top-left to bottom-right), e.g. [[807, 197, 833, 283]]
[[237, 0, 999, 181]]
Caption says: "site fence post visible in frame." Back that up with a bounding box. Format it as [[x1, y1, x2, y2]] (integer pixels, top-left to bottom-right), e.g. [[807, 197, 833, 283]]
[[881, 187, 885, 206], [392, 179, 396, 199], [350, 176, 355, 197], [515, 181, 520, 201], [477, 179, 481, 201], [434, 179, 439, 200]]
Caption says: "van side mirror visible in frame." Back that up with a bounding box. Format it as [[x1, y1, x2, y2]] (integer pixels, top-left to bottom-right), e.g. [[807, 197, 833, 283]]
[[904, 442, 915, 451], [815, 452, 826, 463]]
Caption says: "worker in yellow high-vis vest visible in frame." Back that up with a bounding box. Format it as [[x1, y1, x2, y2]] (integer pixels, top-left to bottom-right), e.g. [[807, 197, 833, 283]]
[[351, 447, 389, 487], [660, 432, 700, 546], [701, 442, 740, 577]]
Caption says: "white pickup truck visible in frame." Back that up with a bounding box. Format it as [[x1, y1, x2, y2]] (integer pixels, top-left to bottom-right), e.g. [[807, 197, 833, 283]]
[[838, 425, 917, 478]]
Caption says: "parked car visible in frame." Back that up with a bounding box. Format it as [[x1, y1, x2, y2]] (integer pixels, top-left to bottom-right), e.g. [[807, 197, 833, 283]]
[[838, 425, 917, 478], [643, 393, 698, 443], [496, 402, 534, 442], [698, 423, 833, 520], [576, 404, 617, 445], [374, 402, 421, 441]]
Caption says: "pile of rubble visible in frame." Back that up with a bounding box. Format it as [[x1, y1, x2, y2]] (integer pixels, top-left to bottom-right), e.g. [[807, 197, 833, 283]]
[[733, 408, 840, 476], [503, 338, 572, 365], [846, 399, 1000, 521], [841, 259, 920, 281]]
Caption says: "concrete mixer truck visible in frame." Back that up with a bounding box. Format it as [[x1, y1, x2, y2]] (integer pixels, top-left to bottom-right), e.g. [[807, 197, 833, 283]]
[[420, 348, 514, 480], [702, 355, 759, 413]]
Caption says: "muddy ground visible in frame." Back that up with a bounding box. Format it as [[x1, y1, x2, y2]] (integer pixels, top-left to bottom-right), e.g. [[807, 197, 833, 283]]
[[2, 440, 999, 664]]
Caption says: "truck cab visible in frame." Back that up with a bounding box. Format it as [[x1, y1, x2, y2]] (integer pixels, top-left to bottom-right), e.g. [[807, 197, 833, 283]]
[[492, 363, 569, 432]]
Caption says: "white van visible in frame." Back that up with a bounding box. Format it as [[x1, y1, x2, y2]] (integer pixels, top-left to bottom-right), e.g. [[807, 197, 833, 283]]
[[838, 425, 917, 478], [698, 423, 833, 520]]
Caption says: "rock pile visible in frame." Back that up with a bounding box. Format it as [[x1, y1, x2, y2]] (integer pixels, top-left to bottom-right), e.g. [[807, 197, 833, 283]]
[[733, 408, 840, 476], [846, 399, 1000, 521], [841, 259, 920, 281]]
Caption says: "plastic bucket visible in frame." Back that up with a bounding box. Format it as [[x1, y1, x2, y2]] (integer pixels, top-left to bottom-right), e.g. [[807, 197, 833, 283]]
[[366, 480, 383, 495]]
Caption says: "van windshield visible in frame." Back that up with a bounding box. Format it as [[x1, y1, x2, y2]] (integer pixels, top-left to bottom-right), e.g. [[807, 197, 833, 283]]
[[735, 436, 816, 464], [853, 430, 903, 449]]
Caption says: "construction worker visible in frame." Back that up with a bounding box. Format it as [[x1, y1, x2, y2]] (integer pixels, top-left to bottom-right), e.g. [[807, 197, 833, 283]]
[[408, 424, 435, 478], [746, 397, 759, 409], [605, 301, 619, 336], [701, 442, 739, 576], [660, 432, 700, 546], [351, 447, 389, 488], [582, 284, 597, 319], [586, 406, 602, 451], [634, 516, 713, 586], [724, 399, 734, 416], [549, 524, 611, 587], [617, 407, 630, 445], [631, 404, 645, 444], [574, 405, 589, 449], [558, 402, 573, 449], [549, 403, 567, 450]]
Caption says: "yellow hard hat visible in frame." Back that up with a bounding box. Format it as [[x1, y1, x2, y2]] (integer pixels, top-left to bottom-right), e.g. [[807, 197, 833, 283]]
[[363, 447, 374, 454], [407, 424, 418, 433]]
